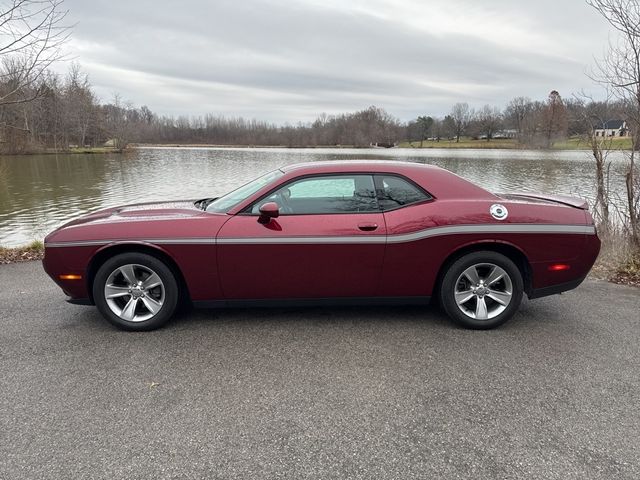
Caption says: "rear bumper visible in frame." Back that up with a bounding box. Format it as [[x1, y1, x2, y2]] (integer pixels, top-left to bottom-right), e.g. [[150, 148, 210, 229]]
[[528, 274, 587, 299], [528, 227, 600, 297]]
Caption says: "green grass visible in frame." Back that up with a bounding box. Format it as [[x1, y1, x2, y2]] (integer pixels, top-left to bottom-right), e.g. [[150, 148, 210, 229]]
[[66, 146, 122, 154], [552, 136, 634, 150], [399, 138, 520, 149], [400, 136, 635, 150]]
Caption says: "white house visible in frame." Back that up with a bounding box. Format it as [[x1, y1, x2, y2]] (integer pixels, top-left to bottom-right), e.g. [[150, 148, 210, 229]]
[[594, 120, 628, 137]]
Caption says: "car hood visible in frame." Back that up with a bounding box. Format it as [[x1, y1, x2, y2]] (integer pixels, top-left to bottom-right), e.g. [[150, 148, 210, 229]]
[[45, 200, 226, 244], [59, 200, 206, 228]]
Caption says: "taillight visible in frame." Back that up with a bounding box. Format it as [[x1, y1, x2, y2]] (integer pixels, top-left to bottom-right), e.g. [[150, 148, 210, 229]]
[[548, 264, 570, 272]]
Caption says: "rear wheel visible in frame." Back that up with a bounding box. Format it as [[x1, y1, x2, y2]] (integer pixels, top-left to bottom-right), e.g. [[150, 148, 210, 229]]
[[93, 253, 179, 331], [439, 251, 523, 329]]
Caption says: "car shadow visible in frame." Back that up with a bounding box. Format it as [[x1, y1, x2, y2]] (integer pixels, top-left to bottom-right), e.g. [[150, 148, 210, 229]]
[[174, 303, 452, 329], [59, 295, 562, 335], [187, 296, 563, 332]]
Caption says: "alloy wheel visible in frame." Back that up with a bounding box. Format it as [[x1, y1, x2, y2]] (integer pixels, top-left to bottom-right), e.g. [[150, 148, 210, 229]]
[[104, 264, 165, 322], [453, 263, 513, 320]]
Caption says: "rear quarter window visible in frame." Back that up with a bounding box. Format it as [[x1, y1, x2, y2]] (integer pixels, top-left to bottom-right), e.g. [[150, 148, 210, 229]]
[[375, 174, 431, 211]]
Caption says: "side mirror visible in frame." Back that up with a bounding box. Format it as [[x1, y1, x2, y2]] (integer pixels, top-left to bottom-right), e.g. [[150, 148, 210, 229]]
[[258, 202, 280, 224]]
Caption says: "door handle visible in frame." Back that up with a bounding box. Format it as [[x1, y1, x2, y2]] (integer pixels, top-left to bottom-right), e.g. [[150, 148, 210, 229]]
[[358, 223, 378, 231]]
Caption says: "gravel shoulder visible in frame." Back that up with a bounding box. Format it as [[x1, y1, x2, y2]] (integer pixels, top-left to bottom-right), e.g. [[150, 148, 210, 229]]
[[0, 261, 639, 479]]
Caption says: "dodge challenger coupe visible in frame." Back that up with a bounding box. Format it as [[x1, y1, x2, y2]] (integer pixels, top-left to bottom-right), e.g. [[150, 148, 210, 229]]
[[43, 161, 600, 331]]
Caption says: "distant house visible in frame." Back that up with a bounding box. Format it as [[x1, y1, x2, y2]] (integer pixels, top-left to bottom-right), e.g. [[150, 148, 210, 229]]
[[594, 120, 628, 137], [478, 129, 517, 140], [493, 129, 517, 139]]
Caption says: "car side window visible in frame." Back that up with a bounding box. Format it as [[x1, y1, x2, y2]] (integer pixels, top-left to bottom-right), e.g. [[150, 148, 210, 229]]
[[288, 178, 355, 198], [252, 174, 378, 214], [375, 174, 431, 211]]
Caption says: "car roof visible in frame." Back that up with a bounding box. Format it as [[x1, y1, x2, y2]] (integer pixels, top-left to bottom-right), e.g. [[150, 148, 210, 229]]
[[227, 160, 495, 214], [276, 160, 496, 202], [280, 160, 446, 175]]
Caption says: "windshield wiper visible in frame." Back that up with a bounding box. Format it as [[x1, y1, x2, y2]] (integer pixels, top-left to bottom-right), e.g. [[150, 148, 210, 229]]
[[194, 198, 217, 210]]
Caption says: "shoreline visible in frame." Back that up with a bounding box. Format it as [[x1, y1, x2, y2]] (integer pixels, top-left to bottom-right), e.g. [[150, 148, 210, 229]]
[[128, 142, 599, 151], [126, 136, 634, 151], [1, 140, 630, 155], [0, 147, 124, 156], [0, 241, 44, 264]]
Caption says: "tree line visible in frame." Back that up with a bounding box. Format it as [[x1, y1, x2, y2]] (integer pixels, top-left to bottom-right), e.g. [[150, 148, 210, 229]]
[[1, 63, 409, 152], [0, 62, 629, 154], [0, 1, 632, 154]]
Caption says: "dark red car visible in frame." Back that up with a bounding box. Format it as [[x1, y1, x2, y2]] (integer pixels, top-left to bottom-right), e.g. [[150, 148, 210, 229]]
[[43, 161, 600, 331]]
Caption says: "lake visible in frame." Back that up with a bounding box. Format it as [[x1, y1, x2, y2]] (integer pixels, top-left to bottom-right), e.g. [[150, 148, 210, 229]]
[[0, 146, 631, 246]]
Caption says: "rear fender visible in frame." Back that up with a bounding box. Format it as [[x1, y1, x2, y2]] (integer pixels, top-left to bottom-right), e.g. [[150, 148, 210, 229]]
[[434, 239, 532, 296]]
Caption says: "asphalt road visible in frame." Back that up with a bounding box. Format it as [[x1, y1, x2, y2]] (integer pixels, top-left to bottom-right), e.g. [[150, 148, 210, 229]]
[[0, 261, 639, 479]]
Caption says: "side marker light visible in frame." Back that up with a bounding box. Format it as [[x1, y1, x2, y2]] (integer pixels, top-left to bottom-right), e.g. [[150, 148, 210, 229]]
[[59, 274, 82, 280]]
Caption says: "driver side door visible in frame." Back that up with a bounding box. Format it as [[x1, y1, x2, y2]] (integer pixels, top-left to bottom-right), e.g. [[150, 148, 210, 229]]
[[216, 174, 387, 300]]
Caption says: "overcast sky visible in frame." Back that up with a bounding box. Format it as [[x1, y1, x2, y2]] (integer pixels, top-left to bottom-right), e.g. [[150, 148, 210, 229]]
[[58, 0, 614, 123]]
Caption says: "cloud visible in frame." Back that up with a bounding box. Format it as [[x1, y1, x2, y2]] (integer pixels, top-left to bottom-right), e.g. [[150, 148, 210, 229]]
[[57, 0, 613, 122]]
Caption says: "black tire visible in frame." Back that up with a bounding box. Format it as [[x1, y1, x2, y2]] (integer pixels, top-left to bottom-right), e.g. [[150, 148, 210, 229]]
[[439, 251, 523, 329], [93, 252, 179, 331]]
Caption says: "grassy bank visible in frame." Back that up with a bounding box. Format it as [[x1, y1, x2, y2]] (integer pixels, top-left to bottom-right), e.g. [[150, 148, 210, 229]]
[[131, 143, 361, 149], [399, 136, 634, 150], [0, 240, 44, 264], [135, 141, 522, 150], [552, 136, 634, 150], [399, 139, 519, 149], [592, 233, 640, 288], [66, 147, 123, 154], [1, 146, 123, 156], [3, 138, 634, 153]]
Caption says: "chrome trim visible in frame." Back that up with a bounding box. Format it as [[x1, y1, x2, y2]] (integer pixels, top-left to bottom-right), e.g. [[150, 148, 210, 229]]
[[44, 224, 596, 248], [45, 238, 215, 248], [216, 236, 384, 245]]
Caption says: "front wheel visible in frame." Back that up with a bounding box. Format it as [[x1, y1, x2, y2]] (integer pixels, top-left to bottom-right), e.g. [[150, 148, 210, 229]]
[[439, 251, 523, 329], [93, 253, 179, 331]]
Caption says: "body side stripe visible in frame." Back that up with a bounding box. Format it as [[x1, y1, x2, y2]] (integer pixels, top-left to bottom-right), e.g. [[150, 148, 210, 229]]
[[45, 238, 216, 248], [386, 223, 594, 244], [44, 224, 596, 248]]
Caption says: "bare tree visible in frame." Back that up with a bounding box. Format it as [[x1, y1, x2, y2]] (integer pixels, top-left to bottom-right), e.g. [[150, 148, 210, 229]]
[[504, 96, 533, 138], [441, 114, 456, 140], [0, 0, 71, 106], [104, 94, 131, 150], [588, 0, 640, 245], [63, 62, 96, 147], [416, 115, 433, 147], [475, 105, 502, 141], [542, 90, 568, 148], [574, 94, 616, 233], [450, 102, 471, 142]]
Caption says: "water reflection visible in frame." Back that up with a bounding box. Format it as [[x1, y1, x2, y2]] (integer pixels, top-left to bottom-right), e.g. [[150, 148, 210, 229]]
[[0, 147, 629, 246]]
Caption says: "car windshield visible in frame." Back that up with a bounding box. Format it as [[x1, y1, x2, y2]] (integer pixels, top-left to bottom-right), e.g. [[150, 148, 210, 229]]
[[206, 169, 284, 213]]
